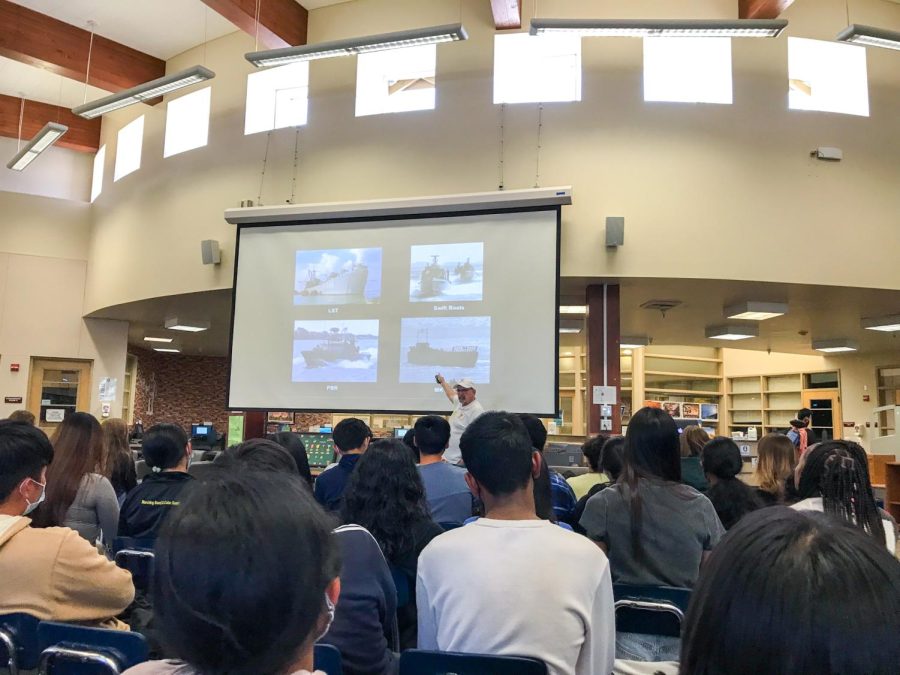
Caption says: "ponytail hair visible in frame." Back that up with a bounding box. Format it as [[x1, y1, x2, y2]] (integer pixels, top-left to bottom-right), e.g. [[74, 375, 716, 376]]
[[702, 437, 763, 530]]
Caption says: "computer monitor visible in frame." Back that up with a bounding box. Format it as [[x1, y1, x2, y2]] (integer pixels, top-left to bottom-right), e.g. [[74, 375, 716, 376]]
[[298, 432, 337, 468], [191, 424, 215, 442], [394, 427, 413, 439]]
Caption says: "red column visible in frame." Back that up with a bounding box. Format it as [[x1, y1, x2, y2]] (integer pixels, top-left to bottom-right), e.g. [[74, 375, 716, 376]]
[[586, 284, 621, 436], [243, 411, 267, 440]]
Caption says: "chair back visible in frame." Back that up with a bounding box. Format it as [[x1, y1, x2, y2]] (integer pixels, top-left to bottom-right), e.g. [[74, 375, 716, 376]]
[[113, 549, 155, 593], [613, 584, 691, 638], [0, 613, 41, 674], [313, 643, 343, 675], [134, 460, 151, 481], [399, 649, 547, 675], [389, 565, 411, 608], [37, 621, 148, 675]]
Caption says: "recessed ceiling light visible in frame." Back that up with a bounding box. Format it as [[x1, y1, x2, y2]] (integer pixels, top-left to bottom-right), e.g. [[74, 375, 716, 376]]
[[725, 301, 788, 321], [143, 335, 174, 343], [560, 305, 587, 314], [812, 339, 859, 353], [620, 335, 650, 348], [861, 314, 900, 332], [165, 317, 210, 332], [622, 348, 633, 355], [705, 324, 759, 341], [153, 346, 182, 353], [559, 319, 583, 334]]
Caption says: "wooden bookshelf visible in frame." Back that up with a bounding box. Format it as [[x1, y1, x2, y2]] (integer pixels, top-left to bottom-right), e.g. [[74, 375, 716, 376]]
[[885, 463, 900, 523]]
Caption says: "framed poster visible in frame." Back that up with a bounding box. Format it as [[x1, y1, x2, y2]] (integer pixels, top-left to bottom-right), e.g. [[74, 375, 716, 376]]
[[682, 403, 701, 419], [662, 402, 682, 418]]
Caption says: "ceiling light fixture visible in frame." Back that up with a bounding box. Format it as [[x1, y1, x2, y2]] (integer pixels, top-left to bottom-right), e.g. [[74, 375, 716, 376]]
[[836, 24, 900, 51], [560, 305, 587, 314], [725, 301, 788, 321], [861, 314, 900, 332], [705, 324, 759, 341], [72, 66, 216, 119], [143, 335, 174, 343], [559, 319, 583, 334], [620, 336, 651, 348], [165, 317, 210, 332], [6, 122, 69, 171], [812, 338, 859, 353], [530, 18, 788, 38], [153, 346, 182, 353], [245, 23, 468, 67]]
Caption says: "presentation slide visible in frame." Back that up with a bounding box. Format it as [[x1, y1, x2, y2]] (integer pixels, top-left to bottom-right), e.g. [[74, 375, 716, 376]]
[[229, 208, 559, 415]]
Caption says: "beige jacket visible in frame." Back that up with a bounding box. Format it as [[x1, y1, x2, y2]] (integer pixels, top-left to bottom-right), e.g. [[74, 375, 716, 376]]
[[0, 515, 134, 629]]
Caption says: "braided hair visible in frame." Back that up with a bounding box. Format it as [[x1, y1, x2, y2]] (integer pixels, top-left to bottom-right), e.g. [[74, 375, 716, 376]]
[[797, 442, 885, 545]]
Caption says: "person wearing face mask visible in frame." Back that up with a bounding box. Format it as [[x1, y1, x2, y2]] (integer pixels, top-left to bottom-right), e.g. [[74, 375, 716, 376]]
[[0, 420, 134, 628], [435, 375, 485, 466]]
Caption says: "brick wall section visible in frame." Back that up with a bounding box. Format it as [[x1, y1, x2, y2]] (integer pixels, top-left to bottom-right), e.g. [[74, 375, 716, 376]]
[[131, 347, 229, 433]]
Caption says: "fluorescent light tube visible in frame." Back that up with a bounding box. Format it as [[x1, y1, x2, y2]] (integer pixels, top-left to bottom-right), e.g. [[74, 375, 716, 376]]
[[531, 18, 788, 38], [812, 339, 859, 353], [560, 305, 587, 314], [72, 66, 215, 119], [621, 336, 650, 348], [836, 24, 900, 51], [559, 319, 583, 334], [6, 122, 68, 171], [246, 23, 468, 67], [705, 324, 759, 340], [165, 317, 210, 332], [143, 335, 174, 343], [725, 301, 788, 321], [861, 314, 900, 332], [153, 347, 182, 353]]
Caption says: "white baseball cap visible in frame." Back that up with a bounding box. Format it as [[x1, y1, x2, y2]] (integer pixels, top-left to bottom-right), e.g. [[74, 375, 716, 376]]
[[454, 378, 476, 390]]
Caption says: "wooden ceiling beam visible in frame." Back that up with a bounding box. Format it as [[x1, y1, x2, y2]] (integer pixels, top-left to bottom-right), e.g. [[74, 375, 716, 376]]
[[0, 94, 100, 153], [0, 0, 165, 93], [201, 0, 308, 49], [739, 0, 796, 19], [491, 0, 522, 30]]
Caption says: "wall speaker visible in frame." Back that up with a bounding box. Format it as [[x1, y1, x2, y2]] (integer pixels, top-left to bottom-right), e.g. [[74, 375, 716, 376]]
[[201, 240, 221, 265], [606, 217, 625, 248]]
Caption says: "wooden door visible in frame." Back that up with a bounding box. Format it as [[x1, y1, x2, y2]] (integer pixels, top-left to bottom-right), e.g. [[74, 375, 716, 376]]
[[27, 359, 92, 435], [802, 389, 842, 442]]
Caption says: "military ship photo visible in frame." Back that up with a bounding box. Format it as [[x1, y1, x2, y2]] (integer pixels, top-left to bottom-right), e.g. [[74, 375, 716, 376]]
[[399, 317, 491, 383], [292, 320, 379, 383], [409, 242, 484, 302], [294, 248, 382, 305]]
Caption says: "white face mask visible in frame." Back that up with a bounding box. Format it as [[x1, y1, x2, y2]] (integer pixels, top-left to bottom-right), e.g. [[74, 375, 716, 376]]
[[22, 478, 46, 516]]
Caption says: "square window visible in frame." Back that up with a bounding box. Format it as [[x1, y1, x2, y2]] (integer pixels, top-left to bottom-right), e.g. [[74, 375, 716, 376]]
[[114, 115, 144, 182], [355, 44, 436, 117], [644, 37, 733, 104], [493, 34, 582, 105], [164, 87, 212, 158], [788, 37, 869, 117], [245, 62, 309, 135], [90, 145, 105, 203]]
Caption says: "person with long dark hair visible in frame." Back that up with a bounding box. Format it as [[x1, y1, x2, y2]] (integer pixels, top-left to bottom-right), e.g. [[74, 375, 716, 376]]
[[30, 412, 119, 548], [103, 418, 137, 499], [124, 470, 340, 675], [341, 438, 443, 649], [680, 508, 900, 675], [701, 437, 763, 530], [268, 432, 313, 486], [793, 442, 895, 554]]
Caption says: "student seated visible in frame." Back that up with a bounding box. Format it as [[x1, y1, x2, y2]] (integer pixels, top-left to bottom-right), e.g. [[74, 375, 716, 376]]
[[315, 418, 371, 512], [679, 426, 709, 493], [417, 412, 615, 675], [518, 413, 577, 523], [701, 437, 763, 530], [680, 508, 900, 675], [415, 415, 473, 525], [104, 418, 138, 499], [119, 424, 195, 540], [124, 471, 340, 675], [753, 433, 796, 505], [217, 438, 299, 474], [0, 421, 134, 628], [571, 436, 624, 533], [269, 431, 314, 486], [566, 434, 609, 500]]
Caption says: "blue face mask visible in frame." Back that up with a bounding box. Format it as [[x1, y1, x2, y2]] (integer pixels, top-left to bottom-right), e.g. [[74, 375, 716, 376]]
[[23, 478, 46, 516]]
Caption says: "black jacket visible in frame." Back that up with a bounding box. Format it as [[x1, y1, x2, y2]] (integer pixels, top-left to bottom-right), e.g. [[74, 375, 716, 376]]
[[118, 471, 195, 540]]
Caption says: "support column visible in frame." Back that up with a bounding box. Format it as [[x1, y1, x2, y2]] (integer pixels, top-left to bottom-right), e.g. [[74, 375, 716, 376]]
[[243, 411, 267, 440], [586, 284, 621, 436]]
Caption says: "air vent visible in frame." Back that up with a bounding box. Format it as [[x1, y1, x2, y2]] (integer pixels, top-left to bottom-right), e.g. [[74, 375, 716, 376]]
[[640, 299, 682, 312]]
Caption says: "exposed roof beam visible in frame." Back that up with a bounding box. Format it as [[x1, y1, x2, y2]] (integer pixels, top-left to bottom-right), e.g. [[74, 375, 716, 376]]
[[739, 0, 796, 19], [0, 0, 166, 93], [491, 0, 522, 30], [201, 0, 308, 49], [0, 94, 100, 153]]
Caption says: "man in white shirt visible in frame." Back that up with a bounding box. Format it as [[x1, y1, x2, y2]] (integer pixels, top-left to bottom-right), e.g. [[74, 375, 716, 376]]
[[416, 412, 615, 675], [436, 375, 484, 465]]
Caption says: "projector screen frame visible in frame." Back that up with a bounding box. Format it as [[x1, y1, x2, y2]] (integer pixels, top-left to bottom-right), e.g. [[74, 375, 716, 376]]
[[226, 203, 563, 417]]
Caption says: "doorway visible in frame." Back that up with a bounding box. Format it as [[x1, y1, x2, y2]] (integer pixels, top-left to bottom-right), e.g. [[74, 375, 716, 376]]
[[27, 359, 93, 435], [801, 390, 842, 442]]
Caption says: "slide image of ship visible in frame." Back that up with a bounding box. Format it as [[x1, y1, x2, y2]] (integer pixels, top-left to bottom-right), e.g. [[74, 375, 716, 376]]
[[399, 317, 491, 384], [292, 320, 379, 383], [294, 248, 382, 306], [409, 242, 483, 302]]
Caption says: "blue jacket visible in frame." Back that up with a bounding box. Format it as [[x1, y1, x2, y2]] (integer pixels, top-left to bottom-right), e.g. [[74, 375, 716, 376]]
[[314, 454, 361, 512]]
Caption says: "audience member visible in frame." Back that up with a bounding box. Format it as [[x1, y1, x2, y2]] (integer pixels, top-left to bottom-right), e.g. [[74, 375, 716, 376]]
[[701, 437, 763, 530], [315, 417, 371, 512], [753, 433, 796, 505], [679, 426, 709, 492], [341, 438, 442, 649], [414, 415, 473, 525], [124, 471, 340, 675], [417, 412, 614, 675], [8, 409, 35, 425], [30, 412, 119, 548], [103, 418, 137, 498], [435, 375, 484, 465], [119, 423, 195, 540], [269, 431, 313, 485], [571, 436, 624, 533], [793, 442, 895, 554], [218, 438, 299, 474], [518, 413, 577, 523], [842, 439, 900, 549], [533, 453, 557, 522], [0, 421, 133, 628], [786, 407, 816, 451], [566, 434, 609, 500], [402, 428, 419, 464], [680, 508, 900, 675]]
